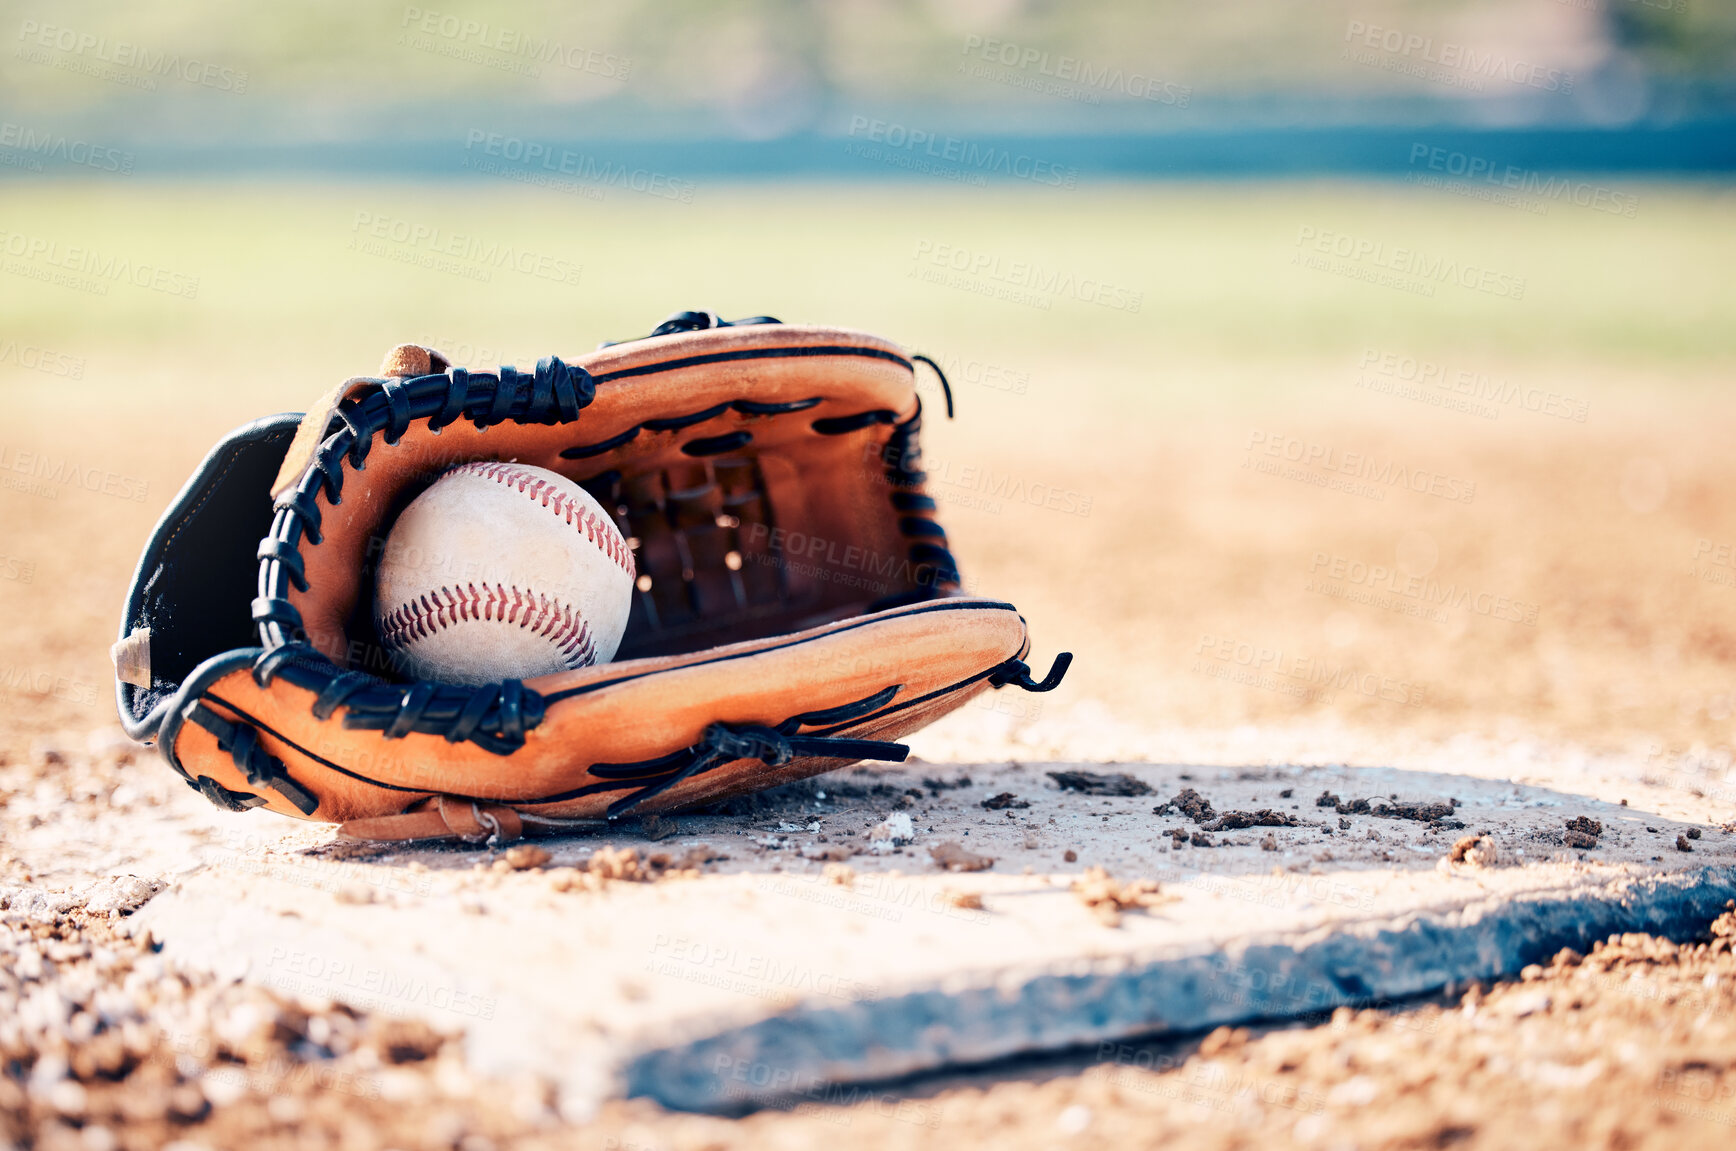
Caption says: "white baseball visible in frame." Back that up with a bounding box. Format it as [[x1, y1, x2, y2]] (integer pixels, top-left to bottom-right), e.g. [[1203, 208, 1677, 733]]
[[374, 461, 636, 686]]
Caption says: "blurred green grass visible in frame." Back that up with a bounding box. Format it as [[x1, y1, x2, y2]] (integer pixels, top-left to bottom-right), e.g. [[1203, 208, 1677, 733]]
[[2, 179, 1732, 425]]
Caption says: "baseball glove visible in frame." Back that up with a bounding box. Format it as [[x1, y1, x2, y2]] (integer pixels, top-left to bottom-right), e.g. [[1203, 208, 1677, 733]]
[[113, 311, 1070, 842]]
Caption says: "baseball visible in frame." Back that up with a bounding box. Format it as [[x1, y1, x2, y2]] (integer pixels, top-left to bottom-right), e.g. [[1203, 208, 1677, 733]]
[[373, 461, 636, 686]]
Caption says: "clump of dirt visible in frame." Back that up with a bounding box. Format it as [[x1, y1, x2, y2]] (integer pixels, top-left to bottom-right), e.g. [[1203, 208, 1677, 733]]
[[1070, 867, 1173, 926], [547, 844, 721, 891], [500, 845, 550, 870], [1373, 798, 1458, 823], [1197, 1026, 1251, 1057], [697, 777, 830, 815], [981, 792, 1030, 810], [1327, 794, 1460, 825], [922, 776, 973, 794], [638, 814, 679, 841], [1206, 809, 1299, 831], [1564, 816, 1603, 849], [1448, 834, 1501, 867], [929, 841, 995, 872], [1156, 787, 1216, 823], [1711, 898, 1736, 943], [1048, 771, 1153, 796]]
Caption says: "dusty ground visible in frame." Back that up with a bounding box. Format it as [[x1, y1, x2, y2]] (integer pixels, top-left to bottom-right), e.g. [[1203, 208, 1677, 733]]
[[3, 718, 1735, 1148], [7, 817, 1736, 1151]]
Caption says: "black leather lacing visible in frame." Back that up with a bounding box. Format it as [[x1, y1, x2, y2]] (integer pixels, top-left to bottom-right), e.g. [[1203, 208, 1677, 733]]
[[989, 652, 1073, 693], [588, 687, 908, 818], [866, 402, 961, 611], [910, 354, 955, 420], [559, 397, 824, 460], [183, 700, 319, 814], [248, 356, 591, 755], [599, 310, 782, 348]]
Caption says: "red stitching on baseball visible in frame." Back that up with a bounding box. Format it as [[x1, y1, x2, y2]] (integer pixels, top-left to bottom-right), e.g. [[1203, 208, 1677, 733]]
[[378, 583, 598, 670], [451, 461, 635, 575]]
